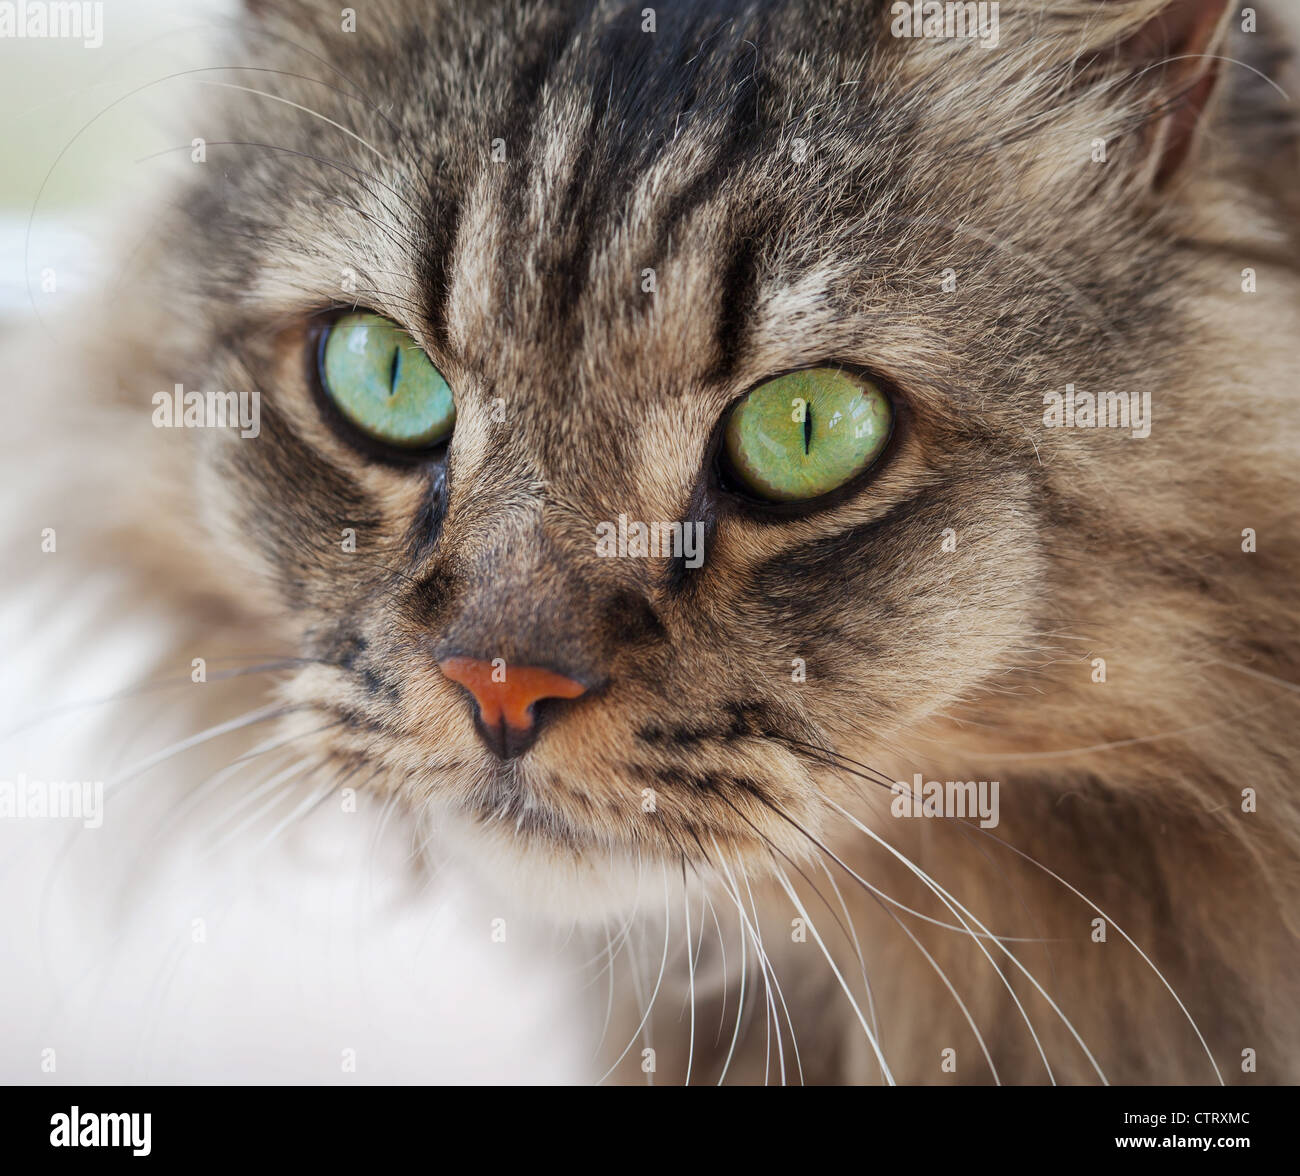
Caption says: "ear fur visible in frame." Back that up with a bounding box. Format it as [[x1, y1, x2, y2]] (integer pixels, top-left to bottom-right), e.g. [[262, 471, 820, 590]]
[[1068, 0, 1236, 188]]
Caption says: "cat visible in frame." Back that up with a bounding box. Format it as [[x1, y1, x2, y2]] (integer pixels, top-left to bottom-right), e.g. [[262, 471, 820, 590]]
[[4, 0, 1299, 1084]]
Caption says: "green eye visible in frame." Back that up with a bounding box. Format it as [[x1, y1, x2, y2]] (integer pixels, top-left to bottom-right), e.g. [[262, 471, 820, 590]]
[[319, 312, 455, 448], [722, 368, 892, 502]]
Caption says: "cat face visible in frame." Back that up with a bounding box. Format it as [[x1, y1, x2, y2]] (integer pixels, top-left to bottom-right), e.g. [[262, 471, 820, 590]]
[[160, 0, 1237, 905]]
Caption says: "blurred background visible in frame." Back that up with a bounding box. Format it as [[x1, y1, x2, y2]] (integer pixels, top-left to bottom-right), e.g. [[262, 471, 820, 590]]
[[0, 0, 242, 318], [0, 0, 586, 1085]]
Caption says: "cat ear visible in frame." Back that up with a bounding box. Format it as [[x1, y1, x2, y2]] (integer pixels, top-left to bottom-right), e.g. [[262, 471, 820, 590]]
[[1101, 0, 1236, 189]]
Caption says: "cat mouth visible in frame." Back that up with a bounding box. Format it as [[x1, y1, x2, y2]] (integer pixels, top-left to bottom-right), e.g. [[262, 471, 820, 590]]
[[465, 760, 594, 849]]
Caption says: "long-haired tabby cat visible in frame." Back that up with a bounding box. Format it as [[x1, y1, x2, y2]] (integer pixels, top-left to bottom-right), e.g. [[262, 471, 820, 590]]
[[4, 0, 1299, 1085]]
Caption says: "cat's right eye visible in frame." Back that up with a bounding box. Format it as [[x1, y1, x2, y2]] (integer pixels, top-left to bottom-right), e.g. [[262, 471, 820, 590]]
[[317, 312, 456, 449]]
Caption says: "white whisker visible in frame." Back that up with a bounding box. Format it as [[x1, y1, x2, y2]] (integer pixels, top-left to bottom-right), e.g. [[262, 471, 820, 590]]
[[682, 861, 696, 1086], [826, 798, 1107, 1085], [194, 80, 395, 164], [598, 865, 671, 1085], [983, 828, 1225, 1085], [769, 861, 895, 1085]]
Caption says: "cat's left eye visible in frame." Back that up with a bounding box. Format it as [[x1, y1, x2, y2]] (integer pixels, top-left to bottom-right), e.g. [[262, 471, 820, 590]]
[[317, 311, 455, 449], [721, 367, 893, 503]]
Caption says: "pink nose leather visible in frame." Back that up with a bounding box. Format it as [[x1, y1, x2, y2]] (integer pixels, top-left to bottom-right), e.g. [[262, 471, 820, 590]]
[[438, 656, 588, 757]]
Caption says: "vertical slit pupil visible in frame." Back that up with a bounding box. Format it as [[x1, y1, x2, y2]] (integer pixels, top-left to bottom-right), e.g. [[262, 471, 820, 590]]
[[803, 402, 813, 455], [388, 347, 402, 396]]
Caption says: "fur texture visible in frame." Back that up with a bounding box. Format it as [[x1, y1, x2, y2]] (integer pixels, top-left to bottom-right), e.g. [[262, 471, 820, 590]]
[[5, 0, 1300, 1083]]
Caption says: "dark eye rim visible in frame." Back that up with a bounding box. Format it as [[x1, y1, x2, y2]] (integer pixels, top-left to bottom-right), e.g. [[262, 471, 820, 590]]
[[306, 307, 454, 468], [710, 362, 903, 519]]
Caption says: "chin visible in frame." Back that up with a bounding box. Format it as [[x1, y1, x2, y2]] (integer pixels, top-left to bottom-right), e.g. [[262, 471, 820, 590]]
[[428, 799, 664, 925]]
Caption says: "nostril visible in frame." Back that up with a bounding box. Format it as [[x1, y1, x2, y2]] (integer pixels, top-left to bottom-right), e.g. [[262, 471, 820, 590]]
[[437, 656, 591, 759]]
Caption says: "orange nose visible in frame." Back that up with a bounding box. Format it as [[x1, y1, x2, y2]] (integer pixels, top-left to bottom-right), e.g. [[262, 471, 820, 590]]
[[438, 656, 588, 758]]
